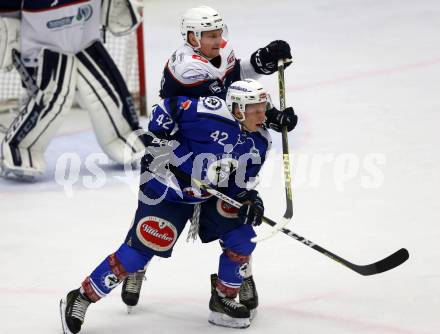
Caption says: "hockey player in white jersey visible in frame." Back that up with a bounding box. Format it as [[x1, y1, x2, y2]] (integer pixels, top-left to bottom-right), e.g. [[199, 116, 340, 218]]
[[121, 5, 295, 321], [159, 5, 292, 99], [0, 0, 145, 179]]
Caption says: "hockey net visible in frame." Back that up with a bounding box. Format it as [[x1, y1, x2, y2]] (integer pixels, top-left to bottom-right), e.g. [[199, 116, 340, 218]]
[[0, 25, 146, 117]]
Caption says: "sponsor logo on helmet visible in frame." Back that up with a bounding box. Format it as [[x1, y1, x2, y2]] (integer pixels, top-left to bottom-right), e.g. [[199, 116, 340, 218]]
[[259, 93, 267, 99], [202, 96, 222, 111], [230, 85, 252, 92], [136, 216, 177, 251]]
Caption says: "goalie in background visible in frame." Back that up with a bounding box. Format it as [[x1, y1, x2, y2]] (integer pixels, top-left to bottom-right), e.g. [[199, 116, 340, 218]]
[[0, 0, 145, 180]]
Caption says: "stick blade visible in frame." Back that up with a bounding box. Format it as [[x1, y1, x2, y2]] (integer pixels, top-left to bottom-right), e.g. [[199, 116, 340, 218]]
[[355, 248, 409, 276]]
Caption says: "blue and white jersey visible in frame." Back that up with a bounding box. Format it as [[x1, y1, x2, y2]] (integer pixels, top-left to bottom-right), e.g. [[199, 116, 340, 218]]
[[144, 95, 272, 204], [19, 0, 102, 67], [159, 43, 260, 100]]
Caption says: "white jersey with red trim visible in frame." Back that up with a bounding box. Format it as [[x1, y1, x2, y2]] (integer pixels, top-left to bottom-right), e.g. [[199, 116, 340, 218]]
[[21, 0, 102, 67], [169, 43, 236, 85], [160, 42, 260, 99]]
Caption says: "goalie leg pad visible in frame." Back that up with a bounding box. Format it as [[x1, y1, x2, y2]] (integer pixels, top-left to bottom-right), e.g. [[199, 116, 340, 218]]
[[76, 41, 145, 164], [1, 49, 77, 177], [81, 243, 153, 302]]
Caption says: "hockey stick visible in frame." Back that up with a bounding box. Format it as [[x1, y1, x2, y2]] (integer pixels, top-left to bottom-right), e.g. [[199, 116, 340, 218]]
[[278, 58, 293, 220], [166, 164, 409, 276], [252, 58, 294, 242], [12, 50, 38, 96]]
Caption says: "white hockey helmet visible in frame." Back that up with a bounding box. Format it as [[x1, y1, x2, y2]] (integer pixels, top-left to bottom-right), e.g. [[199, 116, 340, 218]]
[[226, 79, 269, 121], [181, 6, 225, 48]]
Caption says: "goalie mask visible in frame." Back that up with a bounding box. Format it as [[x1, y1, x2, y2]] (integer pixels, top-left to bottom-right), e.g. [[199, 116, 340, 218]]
[[226, 79, 269, 122], [180, 6, 227, 49]]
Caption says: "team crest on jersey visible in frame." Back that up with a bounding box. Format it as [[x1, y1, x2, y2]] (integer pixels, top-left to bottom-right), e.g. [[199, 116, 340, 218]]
[[202, 96, 222, 111], [180, 100, 192, 110], [206, 157, 238, 187], [216, 199, 239, 218], [136, 216, 177, 251], [192, 54, 209, 63]]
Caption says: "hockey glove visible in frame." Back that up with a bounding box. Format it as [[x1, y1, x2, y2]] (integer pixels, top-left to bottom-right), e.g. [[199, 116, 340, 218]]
[[237, 190, 265, 226], [141, 132, 176, 176], [250, 40, 292, 75], [265, 107, 298, 132]]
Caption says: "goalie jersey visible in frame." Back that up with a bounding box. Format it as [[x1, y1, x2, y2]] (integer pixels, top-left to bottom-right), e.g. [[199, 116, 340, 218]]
[[143, 95, 272, 204], [160, 42, 260, 100], [18, 0, 102, 67]]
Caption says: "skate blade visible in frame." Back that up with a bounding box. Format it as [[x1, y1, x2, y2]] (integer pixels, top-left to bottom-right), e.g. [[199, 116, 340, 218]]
[[59, 298, 73, 334], [249, 308, 257, 321], [127, 305, 134, 314], [208, 311, 250, 329]]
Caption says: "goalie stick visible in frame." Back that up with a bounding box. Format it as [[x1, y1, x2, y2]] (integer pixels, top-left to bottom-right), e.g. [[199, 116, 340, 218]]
[[165, 163, 409, 276]]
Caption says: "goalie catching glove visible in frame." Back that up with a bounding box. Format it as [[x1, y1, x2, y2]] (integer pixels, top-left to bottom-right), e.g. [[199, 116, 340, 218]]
[[237, 190, 265, 226], [250, 40, 292, 75], [265, 106, 298, 132]]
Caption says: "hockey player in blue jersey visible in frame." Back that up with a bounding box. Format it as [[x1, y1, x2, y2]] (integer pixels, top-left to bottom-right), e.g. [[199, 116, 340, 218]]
[[60, 79, 298, 332], [122, 5, 295, 316]]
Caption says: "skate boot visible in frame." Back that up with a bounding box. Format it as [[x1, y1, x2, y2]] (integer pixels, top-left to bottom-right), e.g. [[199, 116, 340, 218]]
[[60, 289, 93, 334], [121, 269, 146, 313], [208, 274, 250, 329], [239, 275, 259, 320]]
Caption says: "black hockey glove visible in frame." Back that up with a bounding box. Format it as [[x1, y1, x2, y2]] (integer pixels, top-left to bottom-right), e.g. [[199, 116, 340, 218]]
[[141, 132, 176, 176], [250, 40, 292, 75], [265, 107, 298, 132], [237, 190, 265, 226]]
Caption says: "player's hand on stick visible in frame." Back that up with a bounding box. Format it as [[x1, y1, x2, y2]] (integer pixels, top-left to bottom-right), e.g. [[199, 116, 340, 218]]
[[265, 106, 298, 132], [237, 190, 265, 226], [250, 40, 292, 75]]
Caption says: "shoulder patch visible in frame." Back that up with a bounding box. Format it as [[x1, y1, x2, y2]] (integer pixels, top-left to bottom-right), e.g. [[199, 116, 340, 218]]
[[202, 96, 223, 111], [180, 100, 192, 110]]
